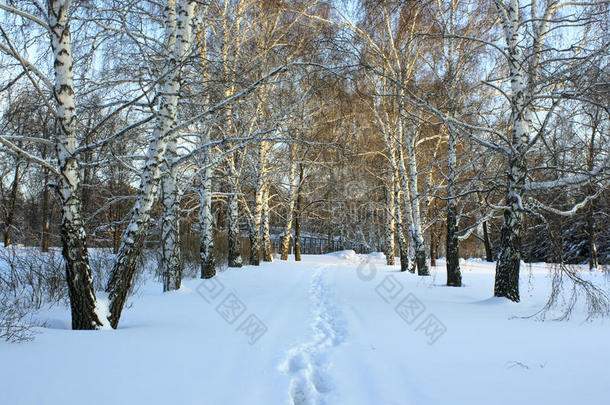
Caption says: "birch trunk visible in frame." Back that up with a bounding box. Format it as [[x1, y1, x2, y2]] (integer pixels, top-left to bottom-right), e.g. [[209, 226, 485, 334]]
[[199, 132, 216, 278], [48, 0, 101, 330], [293, 164, 304, 261], [41, 168, 50, 252], [160, 0, 199, 291], [227, 154, 243, 267], [247, 219, 259, 265], [482, 221, 494, 262], [161, 135, 182, 291], [197, 29, 215, 278], [587, 204, 598, 271], [493, 0, 532, 302], [217, 0, 242, 268], [446, 127, 461, 286], [3, 162, 20, 247], [393, 164, 409, 272], [396, 134, 418, 274], [384, 184, 396, 265], [494, 159, 525, 302], [249, 141, 268, 265], [261, 187, 273, 262], [106, 0, 195, 328], [382, 128, 408, 270], [294, 193, 302, 261], [443, 12, 462, 285], [430, 225, 439, 267], [280, 145, 298, 260], [403, 129, 429, 276]]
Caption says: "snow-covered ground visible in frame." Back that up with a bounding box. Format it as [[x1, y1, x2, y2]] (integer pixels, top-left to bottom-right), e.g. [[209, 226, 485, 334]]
[[1, 252, 609, 405]]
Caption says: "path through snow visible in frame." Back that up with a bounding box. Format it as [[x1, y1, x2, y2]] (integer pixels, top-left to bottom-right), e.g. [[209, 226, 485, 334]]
[[279, 266, 347, 405]]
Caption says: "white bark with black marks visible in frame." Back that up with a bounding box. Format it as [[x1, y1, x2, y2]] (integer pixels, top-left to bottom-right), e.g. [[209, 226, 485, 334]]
[[384, 184, 395, 265], [49, 0, 102, 330], [392, 155, 409, 272], [161, 0, 197, 291], [227, 153, 243, 267], [160, 133, 182, 291], [395, 128, 420, 275], [249, 141, 268, 265], [261, 186, 273, 262], [199, 127, 216, 278], [106, 0, 196, 327], [446, 126, 461, 286], [280, 144, 298, 260], [403, 126, 429, 276], [493, 0, 538, 302]]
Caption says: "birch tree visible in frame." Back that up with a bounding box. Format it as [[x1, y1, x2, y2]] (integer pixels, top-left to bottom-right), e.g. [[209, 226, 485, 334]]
[[280, 143, 298, 260], [0, 0, 162, 328], [427, 0, 490, 286], [384, 181, 396, 265], [196, 27, 217, 278], [159, 1, 186, 291], [260, 185, 273, 262], [47, 0, 101, 329], [489, 0, 603, 301], [106, 0, 197, 326]]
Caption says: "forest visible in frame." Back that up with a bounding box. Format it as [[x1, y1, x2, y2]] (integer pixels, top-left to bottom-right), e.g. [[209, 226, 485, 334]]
[[1, 1, 609, 404], [0, 0, 609, 338]]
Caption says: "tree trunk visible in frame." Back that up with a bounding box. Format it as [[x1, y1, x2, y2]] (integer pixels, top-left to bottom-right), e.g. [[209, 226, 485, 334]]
[[294, 168, 303, 262], [161, 136, 182, 291], [280, 145, 297, 260], [446, 202, 461, 286], [3, 162, 20, 247], [199, 143, 216, 278], [494, 189, 523, 302], [261, 187, 273, 262], [294, 209, 301, 261], [41, 170, 50, 253], [482, 220, 493, 262], [327, 213, 333, 254], [394, 179, 409, 272], [407, 243, 416, 273], [446, 128, 461, 286], [112, 224, 120, 255], [197, 30, 216, 278], [396, 133, 424, 275], [430, 225, 439, 267], [227, 156, 243, 268], [494, 119, 527, 301], [404, 132, 429, 276], [493, 1, 532, 302], [384, 133, 409, 271], [49, 0, 101, 330], [586, 203, 598, 271], [248, 221, 260, 265], [249, 141, 267, 266], [384, 184, 395, 265], [60, 197, 102, 330]]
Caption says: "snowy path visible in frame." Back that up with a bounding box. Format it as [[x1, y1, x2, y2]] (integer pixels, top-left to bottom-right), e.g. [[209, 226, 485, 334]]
[[2, 252, 610, 405], [279, 266, 346, 405]]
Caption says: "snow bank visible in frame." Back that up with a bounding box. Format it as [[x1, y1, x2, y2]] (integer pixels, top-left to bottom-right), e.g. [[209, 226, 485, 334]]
[[1, 254, 608, 405]]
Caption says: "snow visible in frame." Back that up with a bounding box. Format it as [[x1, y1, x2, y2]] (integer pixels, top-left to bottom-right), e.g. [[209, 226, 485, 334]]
[[1, 252, 609, 405], [93, 292, 113, 330]]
